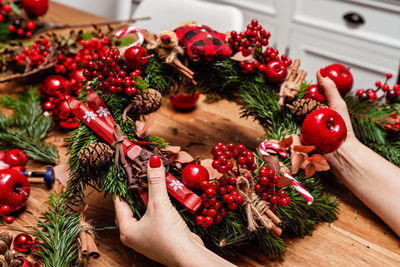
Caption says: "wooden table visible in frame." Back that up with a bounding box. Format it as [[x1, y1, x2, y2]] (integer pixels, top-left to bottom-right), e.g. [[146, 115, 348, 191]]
[[1, 2, 399, 266]]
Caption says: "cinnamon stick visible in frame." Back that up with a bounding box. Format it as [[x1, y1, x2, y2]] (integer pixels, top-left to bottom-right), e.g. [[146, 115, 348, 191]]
[[265, 209, 282, 226], [85, 232, 100, 259], [262, 215, 282, 237], [79, 231, 88, 257]]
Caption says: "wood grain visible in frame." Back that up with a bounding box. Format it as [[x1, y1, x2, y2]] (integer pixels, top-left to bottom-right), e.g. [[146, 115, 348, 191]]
[[0, 2, 399, 266]]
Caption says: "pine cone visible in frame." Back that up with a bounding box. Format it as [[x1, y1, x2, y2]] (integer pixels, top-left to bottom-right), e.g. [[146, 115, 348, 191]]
[[131, 89, 162, 115], [79, 142, 114, 167], [287, 98, 328, 117]]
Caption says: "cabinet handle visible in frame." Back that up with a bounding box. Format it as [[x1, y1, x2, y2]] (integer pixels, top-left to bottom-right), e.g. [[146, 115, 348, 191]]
[[343, 12, 365, 25]]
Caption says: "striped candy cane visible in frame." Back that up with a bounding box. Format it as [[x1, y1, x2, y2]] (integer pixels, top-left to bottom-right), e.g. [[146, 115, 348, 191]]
[[284, 172, 314, 205], [115, 25, 144, 48], [259, 140, 288, 158]]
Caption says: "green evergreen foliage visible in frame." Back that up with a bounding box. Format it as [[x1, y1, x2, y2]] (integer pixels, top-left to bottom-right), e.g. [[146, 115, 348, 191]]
[[0, 88, 58, 164], [34, 194, 81, 267]]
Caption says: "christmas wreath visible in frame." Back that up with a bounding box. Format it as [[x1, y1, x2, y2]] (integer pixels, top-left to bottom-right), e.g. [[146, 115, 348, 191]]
[[0, 19, 399, 266]]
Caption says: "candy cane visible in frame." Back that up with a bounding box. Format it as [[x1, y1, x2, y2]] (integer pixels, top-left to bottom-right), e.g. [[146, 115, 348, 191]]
[[284, 172, 314, 205], [259, 140, 288, 158], [115, 25, 144, 48]]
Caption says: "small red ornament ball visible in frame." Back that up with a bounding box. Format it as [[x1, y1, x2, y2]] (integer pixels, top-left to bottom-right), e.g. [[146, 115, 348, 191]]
[[22, 0, 49, 17], [123, 46, 149, 70], [181, 163, 209, 190], [41, 75, 66, 96], [13, 233, 34, 253], [4, 149, 28, 167], [57, 100, 71, 121]]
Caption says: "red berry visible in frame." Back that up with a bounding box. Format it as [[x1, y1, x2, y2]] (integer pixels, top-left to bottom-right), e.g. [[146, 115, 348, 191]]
[[223, 194, 234, 203], [1, 205, 11, 215], [224, 150, 233, 159], [278, 190, 287, 198], [251, 19, 258, 27], [355, 89, 365, 96], [261, 192, 269, 200], [218, 177, 228, 185], [386, 73, 393, 78], [220, 208, 228, 217], [201, 208, 208, 216], [219, 186, 227, 195], [212, 160, 220, 169], [236, 144, 245, 153], [367, 90, 377, 100], [25, 20, 36, 31], [200, 181, 210, 191], [382, 84, 390, 91], [225, 161, 234, 170], [394, 84, 400, 91], [208, 197, 217, 205], [218, 155, 228, 165], [226, 143, 235, 151], [203, 202, 211, 208], [237, 156, 246, 165], [196, 216, 204, 225], [266, 169, 275, 178], [8, 25, 16, 32], [254, 184, 263, 193], [208, 208, 217, 217], [226, 185, 235, 193], [258, 176, 268, 186], [213, 202, 221, 210], [228, 202, 238, 210], [272, 175, 280, 184], [246, 156, 254, 165], [279, 197, 291, 207], [375, 81, 381, 87], [218, 165, 228, 174], [235, 195, 244, 204], [205, 188, 216, 197], [259, 168, 268, 176], [215, 215, 223, 224], [228, 177, 236, 185], [4, 216, 14, 224], [269, 195, 278, 204], [17, 29, 24, 35], [210, 181, 219, 190]]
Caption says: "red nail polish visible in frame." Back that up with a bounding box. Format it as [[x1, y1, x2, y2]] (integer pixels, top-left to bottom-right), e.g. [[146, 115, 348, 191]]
[[320, 68, 327, 77], [149, 156, 162, 168]]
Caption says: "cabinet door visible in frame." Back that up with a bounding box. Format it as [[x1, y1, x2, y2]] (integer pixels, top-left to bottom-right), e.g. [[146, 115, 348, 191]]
[[288, 28, 400, 93]]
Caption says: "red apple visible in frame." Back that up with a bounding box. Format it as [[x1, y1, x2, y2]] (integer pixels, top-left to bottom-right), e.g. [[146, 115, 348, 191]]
[[0, 169, 30, 213], [264, 60, 288, 84], [4, 149, 28, 167], [123, 46, 149, 70], [169, 92, 200, 110], [181, 163, 209, 190], [304, 84, 326, 103], [323, 64, 353, 96], [22, 0, 48, 17], [301, 108, 347, 154]]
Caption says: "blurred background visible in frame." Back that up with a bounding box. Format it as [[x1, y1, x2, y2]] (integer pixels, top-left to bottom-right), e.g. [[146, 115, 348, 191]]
[[52, 0, 400, 92]]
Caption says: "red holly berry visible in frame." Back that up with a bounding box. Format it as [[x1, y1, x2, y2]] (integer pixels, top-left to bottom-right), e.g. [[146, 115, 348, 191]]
[[208, 208, 217, 217], [270, 195, 279, 204], [279, 197, 291, 207], [205, 187, 216, 197], [278, 190, 287, 198], [196, 216, 204, 225]]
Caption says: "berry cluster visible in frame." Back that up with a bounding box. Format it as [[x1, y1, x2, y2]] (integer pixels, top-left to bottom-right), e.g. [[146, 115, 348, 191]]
[[8, 19, 36, 38], [211, 142, 257, 174], [227, 19, 270, 50], [1, 204, 14, 224], [356, 73, 399, 103], [227, 19, 292, 75], [14, 38, 50, 66], [83, 49, 140, 96], [254, 166, 290, 211], [196, 177, 244, 228]]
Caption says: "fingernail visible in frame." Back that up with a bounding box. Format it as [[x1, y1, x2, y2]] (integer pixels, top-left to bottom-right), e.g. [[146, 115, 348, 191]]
[[320, 68, 327, 77], [149, 156, 162, 168]]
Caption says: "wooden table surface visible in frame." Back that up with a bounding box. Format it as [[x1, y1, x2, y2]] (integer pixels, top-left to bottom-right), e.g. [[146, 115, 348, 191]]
[[1, 2, 399, 266]]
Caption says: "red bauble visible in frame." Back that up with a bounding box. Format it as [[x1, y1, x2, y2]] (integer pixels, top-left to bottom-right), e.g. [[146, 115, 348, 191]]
[[18, 259, 33, 267], [123, 46, 149, 69], [304, 84, 326, 103], [13, 233, 34, 253], [0, 169, 30, 213], [4, 149, 28, 167], [41, 75, 66, 96], [169, 92, 200, 110], [181, 163, 209, 190], [301, 108, 347, 154], [67, 69, 84, 81], [323, 64, 353, 96], [57, 100, 71, 121], [22, 0, 48, 16], [264, 60, 288, 84]]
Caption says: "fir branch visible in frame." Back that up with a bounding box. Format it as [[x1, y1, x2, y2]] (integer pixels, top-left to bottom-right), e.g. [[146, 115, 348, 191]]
[[0, 88, 58, 164], [34, 194, 81, 267]]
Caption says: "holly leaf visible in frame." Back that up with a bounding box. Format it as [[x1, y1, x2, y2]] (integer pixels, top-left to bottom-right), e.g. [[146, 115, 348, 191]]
[[278, 135, 293, 148], [293, 145, 315, 153], [262, 155, 280, 173]]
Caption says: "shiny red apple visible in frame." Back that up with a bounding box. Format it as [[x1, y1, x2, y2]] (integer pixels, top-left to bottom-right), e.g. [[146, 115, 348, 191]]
[[264, 60, 288, 84], [4, 149, 28, 167], [323, 64, 353, 96], [181, 163, 209, 190], [169, 92, 200, 110], [0, 169, 30, 213], [301, 108, 347, 154], [305, 84, 326, 103], [123, 46, 149, 70], [22, 0, 49, 17]]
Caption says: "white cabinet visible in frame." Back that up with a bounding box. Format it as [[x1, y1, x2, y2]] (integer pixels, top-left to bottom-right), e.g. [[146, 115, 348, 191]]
[[203, 0, 400, 93]]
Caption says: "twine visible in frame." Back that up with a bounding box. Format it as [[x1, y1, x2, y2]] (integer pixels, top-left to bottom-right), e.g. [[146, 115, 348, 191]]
[[236, 171, 273, 232]]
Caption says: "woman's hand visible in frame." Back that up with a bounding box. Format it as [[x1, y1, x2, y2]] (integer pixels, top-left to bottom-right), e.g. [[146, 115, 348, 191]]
[[114, 156, 235, 266]]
